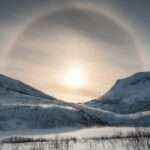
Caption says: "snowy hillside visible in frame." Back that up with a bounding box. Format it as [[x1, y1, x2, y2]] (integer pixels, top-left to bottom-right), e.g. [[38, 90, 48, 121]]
[[0, 74, 106, 130], [0, 104, 111, 131], [0, 73, 150, 131], [87, 72, 150, 114], [0, 74, 66, 105]]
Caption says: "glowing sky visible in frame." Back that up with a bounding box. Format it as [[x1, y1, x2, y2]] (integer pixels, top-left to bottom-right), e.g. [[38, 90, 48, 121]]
[[0, 0, 150, 102]]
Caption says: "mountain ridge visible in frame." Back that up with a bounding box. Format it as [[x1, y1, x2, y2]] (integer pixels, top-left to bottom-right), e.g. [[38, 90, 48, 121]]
[[86, 71, 150, 114], [0, 74, 56, 100]]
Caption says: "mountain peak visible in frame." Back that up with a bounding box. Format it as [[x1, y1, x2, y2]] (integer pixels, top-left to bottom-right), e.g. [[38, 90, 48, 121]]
[[111, 71, 150, 90]]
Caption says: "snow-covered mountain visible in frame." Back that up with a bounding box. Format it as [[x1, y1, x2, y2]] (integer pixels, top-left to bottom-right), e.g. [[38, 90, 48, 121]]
[[87, 72, 150, 114], [0, 74, 106, 130], [1, 72, 150, 131], [0, 74, 59, 105]]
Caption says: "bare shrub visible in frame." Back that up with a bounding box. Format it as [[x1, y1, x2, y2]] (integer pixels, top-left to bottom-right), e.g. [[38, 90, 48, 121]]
[[124, 128, 150, 150]]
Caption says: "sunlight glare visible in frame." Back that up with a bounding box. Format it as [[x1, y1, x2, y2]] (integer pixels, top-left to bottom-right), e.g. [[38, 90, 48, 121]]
[[64, 68, 85, 88]]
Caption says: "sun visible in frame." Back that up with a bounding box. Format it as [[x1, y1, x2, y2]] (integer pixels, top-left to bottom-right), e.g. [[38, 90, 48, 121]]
[[64, 68, 85, 88]]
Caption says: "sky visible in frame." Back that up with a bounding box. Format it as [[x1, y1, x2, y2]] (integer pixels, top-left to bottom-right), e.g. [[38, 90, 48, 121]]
[[0, 0, 150, 102]]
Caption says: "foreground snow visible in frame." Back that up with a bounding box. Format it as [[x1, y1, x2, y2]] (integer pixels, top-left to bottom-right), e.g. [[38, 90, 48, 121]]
[[0, 127, 142, 140], [1, 127, 150, 150]]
